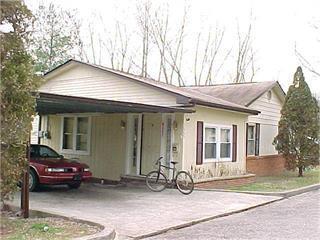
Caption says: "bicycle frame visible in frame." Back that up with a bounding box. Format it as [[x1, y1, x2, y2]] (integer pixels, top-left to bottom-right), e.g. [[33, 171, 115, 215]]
[[155, 157, 177, 183], [146, 156, 194, 194]]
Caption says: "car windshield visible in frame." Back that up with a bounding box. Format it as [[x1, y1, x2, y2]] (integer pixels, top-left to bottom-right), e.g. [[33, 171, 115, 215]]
[[31, 145, 61, 158]]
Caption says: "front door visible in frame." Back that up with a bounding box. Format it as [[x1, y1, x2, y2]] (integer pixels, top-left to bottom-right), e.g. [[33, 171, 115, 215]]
[[126, 114, 142, 175], [161, 114, 173, 167]]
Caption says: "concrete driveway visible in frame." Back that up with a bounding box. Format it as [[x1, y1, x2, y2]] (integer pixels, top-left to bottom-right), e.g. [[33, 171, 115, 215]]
[[12, 183, 281, 239]]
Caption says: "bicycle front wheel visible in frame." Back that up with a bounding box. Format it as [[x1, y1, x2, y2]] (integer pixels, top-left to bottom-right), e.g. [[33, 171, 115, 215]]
[[145, 171, 167, 192], [176, 171, 194, 195]]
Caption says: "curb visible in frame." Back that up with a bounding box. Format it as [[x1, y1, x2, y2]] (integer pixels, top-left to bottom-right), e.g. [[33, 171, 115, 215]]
[[194, 183, 320, 197], [133, 197, 283, 239], [7, 205, 116, 240], [74, 229, 117, 240]]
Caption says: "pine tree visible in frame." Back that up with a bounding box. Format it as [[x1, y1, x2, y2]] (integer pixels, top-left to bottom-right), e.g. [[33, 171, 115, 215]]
[[274, 67, 319, 177], [1, 0, 39, 203]]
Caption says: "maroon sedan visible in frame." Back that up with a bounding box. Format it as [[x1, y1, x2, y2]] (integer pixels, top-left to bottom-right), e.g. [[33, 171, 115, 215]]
[[29, 144, 92, 191]]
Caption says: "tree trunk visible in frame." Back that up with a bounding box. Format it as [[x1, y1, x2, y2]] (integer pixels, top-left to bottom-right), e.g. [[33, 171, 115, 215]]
[[298, 166, 303, 177]]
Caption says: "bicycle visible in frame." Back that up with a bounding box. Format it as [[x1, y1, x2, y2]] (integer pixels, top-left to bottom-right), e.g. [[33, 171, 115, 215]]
[[145, 157, 194, 195]]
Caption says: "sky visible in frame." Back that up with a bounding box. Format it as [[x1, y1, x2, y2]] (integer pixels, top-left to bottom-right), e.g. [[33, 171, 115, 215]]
[[25, 0, 320, 96]]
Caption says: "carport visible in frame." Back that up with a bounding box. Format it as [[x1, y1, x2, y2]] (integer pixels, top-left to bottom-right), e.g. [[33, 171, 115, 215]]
[[36, 92, 194, 114], [35, 92, 194, 181]]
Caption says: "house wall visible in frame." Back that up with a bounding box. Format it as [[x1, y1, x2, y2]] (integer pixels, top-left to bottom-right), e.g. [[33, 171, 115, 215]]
[[247, 155, 286, 176], [182, 106, 248, 180], [40, 114, 127, 181], [30, 115, 40, 144], [248, 88, 282, 155], [40, 64, 179, 107]]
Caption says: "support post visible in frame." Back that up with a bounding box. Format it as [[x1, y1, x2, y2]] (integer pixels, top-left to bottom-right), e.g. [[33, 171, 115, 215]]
[[21, 141, 30, 218]]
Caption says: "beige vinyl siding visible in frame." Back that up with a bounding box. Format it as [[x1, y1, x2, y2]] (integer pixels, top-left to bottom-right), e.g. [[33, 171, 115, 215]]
[[30, 115, 40, 144], [172, 113, 184, 171], [41, 115, 61, 151], [248, 89, 282, 125], [40, 114, 127, 181], [40, 64, 179, 106], [248, 88, 283, 155], [183, 106, 248, 180]]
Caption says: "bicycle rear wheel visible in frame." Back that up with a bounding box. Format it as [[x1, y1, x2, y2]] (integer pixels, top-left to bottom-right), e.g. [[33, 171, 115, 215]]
[[175, 171, 194, 195], [145, 171, 167, 192]]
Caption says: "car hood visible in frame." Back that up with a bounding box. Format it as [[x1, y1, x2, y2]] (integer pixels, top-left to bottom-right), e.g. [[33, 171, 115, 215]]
[[31, 158, 89, 168]]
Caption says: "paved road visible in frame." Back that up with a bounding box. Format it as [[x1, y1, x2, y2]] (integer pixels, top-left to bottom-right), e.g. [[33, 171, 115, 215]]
[[147, 190, 320, 240]]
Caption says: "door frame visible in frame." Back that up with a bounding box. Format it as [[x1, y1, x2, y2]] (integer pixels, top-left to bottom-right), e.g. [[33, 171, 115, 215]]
[[160, 113, 175, 177], [125, 114, 142, 176]]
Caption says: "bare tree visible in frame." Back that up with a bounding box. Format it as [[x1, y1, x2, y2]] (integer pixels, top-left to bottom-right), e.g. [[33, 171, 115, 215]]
[[136, 1, 152, 77], [193, 26, 229, 86], [295, 48, 320, 77], [80, 1, 234, 87], [148, 9, 170, 82], [233, 21, 257, 83], [144, 3, 187, 86], [88, 23, 97, 64], [295, 21, 320, 77]]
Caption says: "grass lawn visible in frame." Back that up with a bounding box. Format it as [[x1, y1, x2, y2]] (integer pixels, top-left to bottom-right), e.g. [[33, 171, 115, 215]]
[[229, 167, 320, 192], [0, 212, 101, 240]]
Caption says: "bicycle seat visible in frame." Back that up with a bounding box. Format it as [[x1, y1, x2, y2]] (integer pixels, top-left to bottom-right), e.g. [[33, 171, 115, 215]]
[[171, 161, 179, 165]]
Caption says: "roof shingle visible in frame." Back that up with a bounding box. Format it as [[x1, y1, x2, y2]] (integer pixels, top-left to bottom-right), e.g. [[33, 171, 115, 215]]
[[185, 81, 283, 106]]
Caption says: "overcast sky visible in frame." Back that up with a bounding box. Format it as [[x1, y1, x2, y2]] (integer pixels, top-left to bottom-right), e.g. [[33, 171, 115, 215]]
[[25, 0, 320, 96]]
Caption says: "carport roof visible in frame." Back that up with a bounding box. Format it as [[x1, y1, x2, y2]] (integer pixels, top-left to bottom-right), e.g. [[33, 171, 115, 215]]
[[36, 92, 195, 114]]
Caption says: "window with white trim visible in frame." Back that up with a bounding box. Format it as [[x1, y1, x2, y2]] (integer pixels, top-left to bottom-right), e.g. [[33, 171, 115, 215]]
[[204, 124, 232, 162], [62, 116, 91, 154], [247, 125, 255, 155], [220, 128, 231, 158], [204, 127, 217, 160]]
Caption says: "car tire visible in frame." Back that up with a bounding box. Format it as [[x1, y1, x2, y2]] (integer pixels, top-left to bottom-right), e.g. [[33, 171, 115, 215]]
[[29, 169, 38, 192], [68, 182, 81, 189]]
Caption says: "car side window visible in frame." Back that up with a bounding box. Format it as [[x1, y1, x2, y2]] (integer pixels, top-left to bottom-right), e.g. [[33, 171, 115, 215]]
[[39, 146, 60, 158], [30, 146, 39, 158]]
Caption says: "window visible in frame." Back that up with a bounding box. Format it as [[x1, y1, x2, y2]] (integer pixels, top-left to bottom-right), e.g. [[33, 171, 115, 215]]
[[61, 116, 91, 154], [204, 124, 232, 162], [220, 128, 231, 158], [247, 125, 255, 155], [63, 117, 74, 150], [205, 127, 217, 159], [76, 117, 89, 151]]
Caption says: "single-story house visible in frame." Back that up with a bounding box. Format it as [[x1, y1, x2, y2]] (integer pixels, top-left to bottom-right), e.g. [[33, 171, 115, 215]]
[[31, 59, 285, 183]]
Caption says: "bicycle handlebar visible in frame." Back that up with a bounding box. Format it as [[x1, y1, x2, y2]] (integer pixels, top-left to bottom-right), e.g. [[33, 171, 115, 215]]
[[155, 157, 163, 165]]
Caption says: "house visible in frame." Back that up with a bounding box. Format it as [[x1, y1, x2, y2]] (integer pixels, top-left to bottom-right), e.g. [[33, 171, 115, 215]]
[[186, 81, 286, 176], [32, 59, 285, 184]]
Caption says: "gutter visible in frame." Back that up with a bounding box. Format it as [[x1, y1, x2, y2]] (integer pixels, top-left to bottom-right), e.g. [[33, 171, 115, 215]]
[[191, 99, 260, 115]]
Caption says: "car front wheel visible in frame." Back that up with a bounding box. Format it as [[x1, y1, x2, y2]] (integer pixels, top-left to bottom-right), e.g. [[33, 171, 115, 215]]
[[29, 169, 38, 192], [68, 182, 81, 189]]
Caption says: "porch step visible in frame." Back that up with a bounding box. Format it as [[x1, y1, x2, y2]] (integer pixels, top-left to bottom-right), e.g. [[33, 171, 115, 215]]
[[120, 175, 147, 187]]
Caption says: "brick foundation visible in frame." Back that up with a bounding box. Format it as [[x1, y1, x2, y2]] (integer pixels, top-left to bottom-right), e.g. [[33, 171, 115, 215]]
[[246, 154, 286, 176], [195, 175, 256, 189]]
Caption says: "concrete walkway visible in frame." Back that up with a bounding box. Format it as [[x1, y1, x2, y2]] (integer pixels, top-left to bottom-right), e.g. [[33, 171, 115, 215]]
[[12, 183, 281, 239]]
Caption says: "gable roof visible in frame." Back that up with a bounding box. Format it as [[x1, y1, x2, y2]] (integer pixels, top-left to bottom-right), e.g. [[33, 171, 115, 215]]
[[43, 59, 259, 115], [185, 81, 286, 107]]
